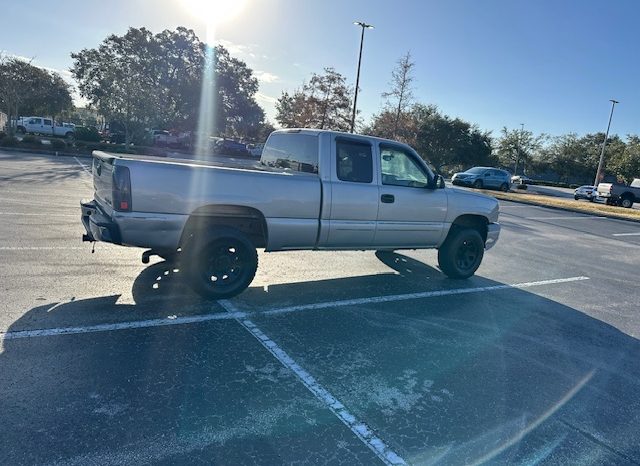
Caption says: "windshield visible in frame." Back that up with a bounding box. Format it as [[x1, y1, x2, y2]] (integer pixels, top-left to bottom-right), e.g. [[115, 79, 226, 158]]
[[465, 167, 487, 174]]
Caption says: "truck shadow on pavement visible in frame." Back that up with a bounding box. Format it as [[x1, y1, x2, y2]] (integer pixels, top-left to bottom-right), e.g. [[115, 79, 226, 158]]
[[2, 254, 640, 464], [0, 152, 91, 184]]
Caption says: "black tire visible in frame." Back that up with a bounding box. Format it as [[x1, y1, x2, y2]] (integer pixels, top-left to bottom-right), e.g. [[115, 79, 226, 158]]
[[500, 183, 509, 192], [65, 131, 74, 139], [574, 195, 579, 200], [185, 227, 258, 299], [621, 196, 634, 209], [438, 228, 484, 279], [473, 179, 483, 189]]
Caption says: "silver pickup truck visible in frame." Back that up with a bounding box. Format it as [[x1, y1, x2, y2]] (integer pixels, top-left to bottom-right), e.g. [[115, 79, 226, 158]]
[[81, 129, 500, 298]]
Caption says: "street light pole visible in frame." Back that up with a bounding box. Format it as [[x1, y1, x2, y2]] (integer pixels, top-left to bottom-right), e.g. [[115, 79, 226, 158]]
[[350, 21, 373, 133], [593, 99, 619, 187]]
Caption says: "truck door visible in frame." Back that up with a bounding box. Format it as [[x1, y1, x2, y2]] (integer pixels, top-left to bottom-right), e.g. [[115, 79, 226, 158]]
[[326, 137, 378, 247], [375, 143, 447, 248], [43, 119, 53, 136], [27, 118, 42, 133]]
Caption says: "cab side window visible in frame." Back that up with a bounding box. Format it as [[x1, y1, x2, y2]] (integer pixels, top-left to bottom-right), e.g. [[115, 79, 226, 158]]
[[336, 139, 373, 183]]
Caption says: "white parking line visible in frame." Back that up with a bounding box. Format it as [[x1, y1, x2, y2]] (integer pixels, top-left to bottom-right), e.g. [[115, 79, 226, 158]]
[[220, 300, 406, 466], [263, 276, 590, 316], [526, 216, 606, 220], [612, 232, 640, 237], [1, 311, 246, 340], [74, 156, 92, 175], [0, 276, 590, 342]]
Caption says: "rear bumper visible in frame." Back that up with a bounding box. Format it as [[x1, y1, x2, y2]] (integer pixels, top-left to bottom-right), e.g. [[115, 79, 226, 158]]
[[81, 200, 121, 244], [485, 223, 500, 250]]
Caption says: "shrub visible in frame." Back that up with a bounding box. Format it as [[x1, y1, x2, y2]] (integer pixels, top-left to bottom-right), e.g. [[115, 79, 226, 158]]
[[50, 139, 67, 150], [0, 136, 19, 147], [21, 135, 41, 145], [74, 126, 101, 142]]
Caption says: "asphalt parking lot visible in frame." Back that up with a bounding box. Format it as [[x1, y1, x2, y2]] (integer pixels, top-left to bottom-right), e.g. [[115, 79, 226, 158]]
[[1, 151, 640, 465]]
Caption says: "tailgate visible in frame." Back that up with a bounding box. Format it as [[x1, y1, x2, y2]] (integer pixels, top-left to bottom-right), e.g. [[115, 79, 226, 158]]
[[92, 153, 115, 209]]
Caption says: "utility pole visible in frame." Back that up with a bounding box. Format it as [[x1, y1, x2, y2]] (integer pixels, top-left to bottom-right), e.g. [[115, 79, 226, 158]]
[[593, 99, 619, 187], [350, 21, 374, 133]]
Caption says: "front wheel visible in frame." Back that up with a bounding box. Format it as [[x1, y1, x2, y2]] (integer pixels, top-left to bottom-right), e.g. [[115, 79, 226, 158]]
[[500, 183, 509, 192], [438, 228, 485, 279], [621, 196, 634, 208], [186, 229, 258, 299]]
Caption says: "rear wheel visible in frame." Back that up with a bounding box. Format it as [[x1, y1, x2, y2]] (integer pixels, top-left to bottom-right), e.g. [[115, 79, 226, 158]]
[[621, 196, 634, 208], [473, 180, 483, 189], [438, 228, 484, 279], [185, 228, 258, 299]]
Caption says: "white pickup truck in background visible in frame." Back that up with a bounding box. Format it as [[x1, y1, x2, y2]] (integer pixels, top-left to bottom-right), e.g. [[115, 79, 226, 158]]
[[81, 129, 501, 298], [17, 116, 75, 138], [597, 178, 640, 208]]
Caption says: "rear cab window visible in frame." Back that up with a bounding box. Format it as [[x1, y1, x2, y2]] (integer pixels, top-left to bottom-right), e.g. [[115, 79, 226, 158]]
[[261, 132, 319, 174]]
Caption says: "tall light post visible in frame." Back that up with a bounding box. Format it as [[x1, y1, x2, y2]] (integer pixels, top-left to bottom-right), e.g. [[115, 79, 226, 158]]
[[350, 21, 374, 133], [593, 99, 619, 187]]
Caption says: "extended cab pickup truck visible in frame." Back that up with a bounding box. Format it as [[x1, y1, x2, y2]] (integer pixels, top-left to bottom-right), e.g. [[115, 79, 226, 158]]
[[597, 178, 640, 208], [81, 129, 501, 298]]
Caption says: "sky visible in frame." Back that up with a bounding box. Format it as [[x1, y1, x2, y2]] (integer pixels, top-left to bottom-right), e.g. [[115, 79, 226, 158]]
[[1, 0, 639, 138]]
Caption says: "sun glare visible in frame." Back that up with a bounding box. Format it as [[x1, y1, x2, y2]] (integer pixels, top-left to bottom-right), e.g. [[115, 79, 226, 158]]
[[181, 0, 248, 28]]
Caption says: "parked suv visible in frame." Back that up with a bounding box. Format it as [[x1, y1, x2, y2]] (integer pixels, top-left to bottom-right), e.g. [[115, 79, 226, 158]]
[[452, 167, 511, 191]]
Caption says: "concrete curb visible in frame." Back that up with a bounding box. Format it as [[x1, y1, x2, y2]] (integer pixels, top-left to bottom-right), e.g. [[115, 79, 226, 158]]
[[488, 190, 640, 224]]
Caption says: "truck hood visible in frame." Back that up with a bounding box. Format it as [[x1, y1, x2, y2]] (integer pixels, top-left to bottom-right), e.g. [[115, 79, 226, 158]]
[[446, 187, 500, 223]]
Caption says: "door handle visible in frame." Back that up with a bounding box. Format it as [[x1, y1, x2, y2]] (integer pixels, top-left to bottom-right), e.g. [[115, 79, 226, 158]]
[[381, 194, 395, 203]]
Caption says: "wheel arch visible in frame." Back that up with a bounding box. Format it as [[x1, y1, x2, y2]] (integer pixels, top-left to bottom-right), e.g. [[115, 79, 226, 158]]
[[179, 204, 268, 249], [448, 214, 489, 243]]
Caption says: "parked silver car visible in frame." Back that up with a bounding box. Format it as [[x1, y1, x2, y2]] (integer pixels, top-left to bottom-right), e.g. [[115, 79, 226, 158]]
[[452, 167, 511, 191], [574, 185, 597, 202]]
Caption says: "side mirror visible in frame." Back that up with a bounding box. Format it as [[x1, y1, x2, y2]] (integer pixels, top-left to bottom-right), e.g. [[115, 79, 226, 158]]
[[429, 174, 445, 189]]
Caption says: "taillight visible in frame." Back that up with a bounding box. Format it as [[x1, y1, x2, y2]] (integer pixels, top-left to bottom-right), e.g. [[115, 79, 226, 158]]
[[112, 165, 132, 212]]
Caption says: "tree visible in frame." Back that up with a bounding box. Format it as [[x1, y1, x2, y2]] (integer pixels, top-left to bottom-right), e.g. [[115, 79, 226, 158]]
[[71, 27, 266, 144], [0, 56, 72, 134], [275, 67, 352, 131], [606, 135, 639, 184], [381, 52, 415, 138], [495, 127, 545, 175], [366, 104, 494, 173]]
